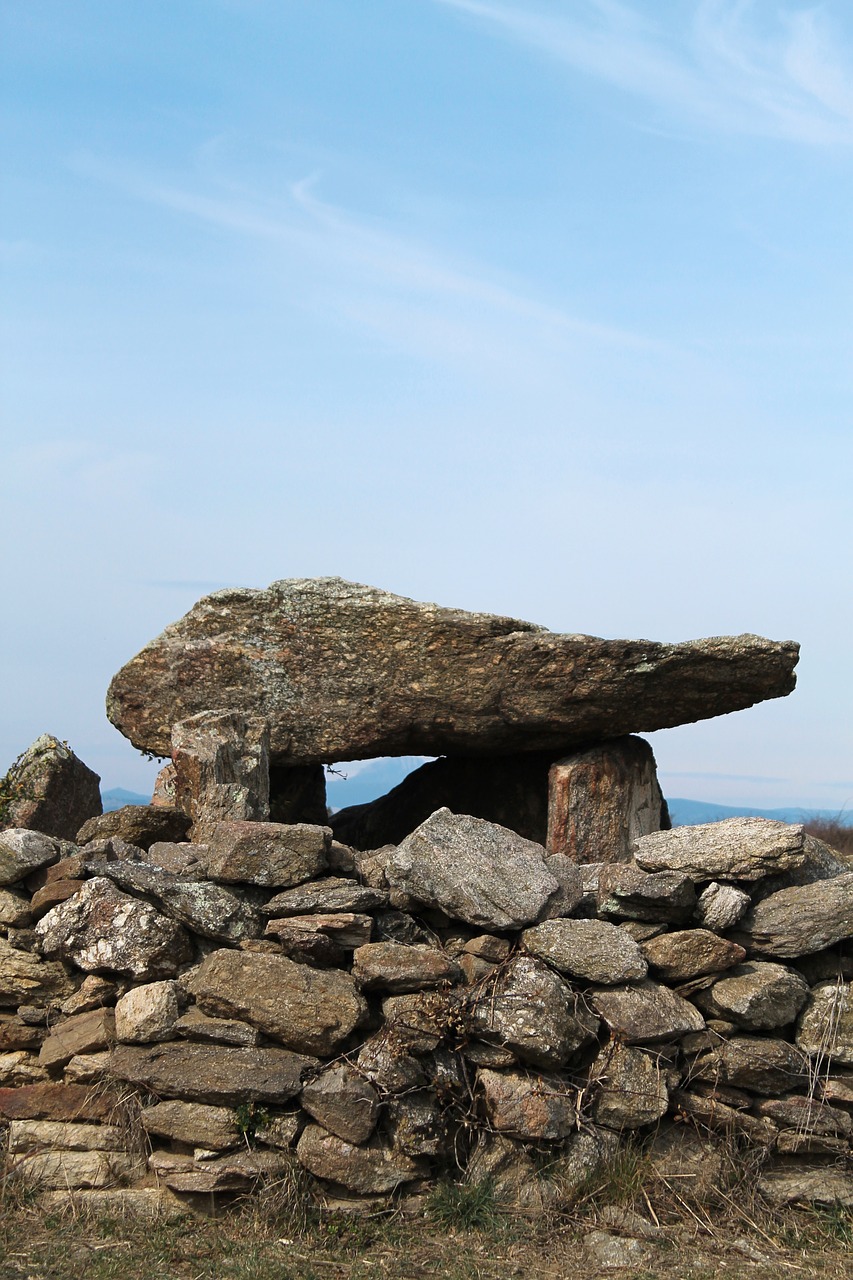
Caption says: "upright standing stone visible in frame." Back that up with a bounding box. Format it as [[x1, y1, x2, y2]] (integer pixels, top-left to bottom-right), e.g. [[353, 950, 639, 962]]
[[171, 711, 270, 840], [546, 736, 668, 864], [1, 735, 101, 841]]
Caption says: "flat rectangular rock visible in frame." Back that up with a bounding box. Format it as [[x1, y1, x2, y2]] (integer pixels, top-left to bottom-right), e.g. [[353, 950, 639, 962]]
[[109, 1041, 318, 1105], [634, 818, 806, 881]]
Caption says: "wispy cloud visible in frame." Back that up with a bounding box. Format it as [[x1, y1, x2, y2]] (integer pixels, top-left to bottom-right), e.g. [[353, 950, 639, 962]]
[[434, 0, 853, 144], [68, 148, 663, 379]]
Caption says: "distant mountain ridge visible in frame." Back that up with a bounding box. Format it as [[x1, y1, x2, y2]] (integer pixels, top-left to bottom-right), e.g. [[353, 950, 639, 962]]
[[101, 783, 850, 828]]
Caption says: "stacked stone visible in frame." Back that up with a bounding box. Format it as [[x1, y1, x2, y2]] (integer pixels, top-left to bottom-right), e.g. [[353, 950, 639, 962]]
[[1, 799, 852, 1213]]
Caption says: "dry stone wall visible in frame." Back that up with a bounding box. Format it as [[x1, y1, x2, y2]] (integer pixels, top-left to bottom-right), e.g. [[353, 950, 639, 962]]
[[1, 790, 852, 1214]]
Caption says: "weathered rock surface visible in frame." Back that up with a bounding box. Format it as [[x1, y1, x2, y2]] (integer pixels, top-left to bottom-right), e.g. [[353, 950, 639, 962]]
[[83, 858, 261, 944], [110, 1041, 316, 1104], [690, 1035, 809, 1094], [106, 578, 800, 762], [0, 828, 59, 886], [0, 1082, 118, 1121], [142, 1100, 241, 1149], [171, 710, 270, 839], [0, 937, 74, 1007], [734, 872, 853, 958], [331, 754, 554, 850], [115, 980, 179, 1043], [8, 1118, 127, 1153], [597, 864, 696, 923], [174, 1006, 260, 1047], [301, 1062, 380, 1144], [796, 981, 853, 1066], [266, 912, 373, 952], [1, 736, 101, 840], [77, 805, 191, 851], [634, 817, 806, 881], [758, 1168, 853, 1206], [588, 980, 705, 1043], [0, 887, 33, 927], [478, 1068, 577, 1140], [467, 955, 599, 1068], [695, 882, 751, 931], [296, 1123, 426, 1192], [185, 949, 366, 1055], [521, 918, 648, 985], [387, 809, 560, 930], [36, 878, 194, 980], [261, 877, 387, 917], [706, 961, 809, 1031], [205, 820, 330, 887], [352, 942, 460, 992], [11, 1149, 142, 1190], [592, 1043, 670, 1129], [641, 929, 746, 982], [546, 737, 668, 863], [464, 1132, 555, 1212], [39, 1009, 115, 1069]]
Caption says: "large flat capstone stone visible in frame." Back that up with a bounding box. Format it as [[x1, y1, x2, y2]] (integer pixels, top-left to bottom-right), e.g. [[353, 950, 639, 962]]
[[106, 578, 799, 763]]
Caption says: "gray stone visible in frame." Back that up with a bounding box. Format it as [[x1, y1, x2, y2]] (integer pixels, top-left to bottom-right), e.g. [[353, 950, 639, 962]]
[[546, 737, 668, 863], [707, 961, 809, 1031], [162, 1149, 291, 1192], [584, 1230, 656, 1269], [296, 1123, 426, 1193], [0, 828, 59, 886], [301, 1062, 380, 1144], [387, 808, 560, 930], [0, 936, 74, 1007], [641, 929, 746, 982], [352, 942, 461, 992], [758, 1168, 853, 1206], [261, 878, 388, 916], [266, 912, 373, 951], [690, 1035, 809, 1094], [386, 1091, 446, 1158], [204, 819, 329, 888], [59, 975, 120, 1017], [174, 1006, 260, 1047], [356, 1030, 426, 1095], [695, 882, 751, 931], [672, 1090, 778, 1142], [76, 806, 191, 851], [331, 753, 553, 850], [106, 578, 799, 762], [40, 1187, 186, 1219], [464, 1131, 556, 1213], [592, 1043, 670, 1129], [646, 1124, 723, 1198], [0, 1050, 50, 1085], [115, 981, 180, 1043], [11, 1149, 142, 1190], [0, 887, 33, 927], [36, 877, 194, 981], [0, 736, 101, 841], [8, 1118, 127, 1152], [597, 863, 696, 924], [634, 817, 806, 881], [109, 1041, 316, 1105], [83, 859, 262, 944], [142, 1100, 240, 1149], [589, 980, 705, 1043], [755, 1096, 853, 1137], [185, 948, 366, 1055], [796, 981, 853, 1066], [39, 1009, 115, 1069], [170, 710, 270, 842], [467, 955, 599, 1068], [734, 872, 853, 958], [521, 918, 647, 984], [538, 853, 584, 919], [144, 841, 208, 874], [479, 1068, 577, 1140]]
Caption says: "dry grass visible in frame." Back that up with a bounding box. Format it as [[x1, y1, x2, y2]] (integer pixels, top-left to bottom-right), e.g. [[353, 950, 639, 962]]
[[802, 816, 853, 863], [1, 1129, 851, 1280]]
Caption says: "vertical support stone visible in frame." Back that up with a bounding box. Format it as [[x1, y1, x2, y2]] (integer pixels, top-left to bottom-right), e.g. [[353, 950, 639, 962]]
[[546, 736, 669, 864], [171, 711, 270, 841]]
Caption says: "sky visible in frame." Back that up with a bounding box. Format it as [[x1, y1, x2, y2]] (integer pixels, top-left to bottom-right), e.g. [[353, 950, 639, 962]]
[[1, 0, 852, 812]]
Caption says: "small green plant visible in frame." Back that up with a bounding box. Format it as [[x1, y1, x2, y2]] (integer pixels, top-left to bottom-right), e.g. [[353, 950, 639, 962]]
[[235, 1102, 273, 1146], [428, 1176, 502, 1231]]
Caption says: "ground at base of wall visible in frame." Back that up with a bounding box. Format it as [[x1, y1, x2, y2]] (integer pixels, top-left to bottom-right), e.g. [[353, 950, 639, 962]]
[[1, 1183, 850, 1280]]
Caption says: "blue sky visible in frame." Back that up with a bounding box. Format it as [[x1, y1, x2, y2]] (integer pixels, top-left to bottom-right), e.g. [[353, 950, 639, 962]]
[[2, 1, 851, 811]]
